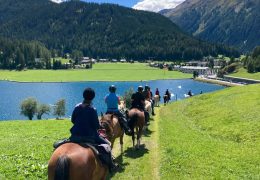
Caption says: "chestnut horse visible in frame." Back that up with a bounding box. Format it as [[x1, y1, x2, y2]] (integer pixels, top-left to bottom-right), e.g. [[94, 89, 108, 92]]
[[48, 143, 108, 180], [127, 108, 145, 149], [100, 113, 124, 153]]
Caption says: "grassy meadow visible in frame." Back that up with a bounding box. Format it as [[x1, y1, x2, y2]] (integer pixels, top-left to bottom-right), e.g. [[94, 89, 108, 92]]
[[0, 84, 259, 179], [230, 68, 260, 80], [158, 84, 260, 179], [0, 63, 191, 82]]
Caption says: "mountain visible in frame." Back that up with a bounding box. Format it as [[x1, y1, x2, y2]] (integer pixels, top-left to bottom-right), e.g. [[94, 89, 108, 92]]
[[0, 0, 239, 60], [161, 0, 260, 52]]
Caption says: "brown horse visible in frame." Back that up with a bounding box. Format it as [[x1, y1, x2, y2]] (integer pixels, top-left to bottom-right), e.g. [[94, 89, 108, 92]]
[[100, 113, 124, 153], [127, 108, 145, 149], [48, 143, 108, 180], [163, 94, 170, 105]]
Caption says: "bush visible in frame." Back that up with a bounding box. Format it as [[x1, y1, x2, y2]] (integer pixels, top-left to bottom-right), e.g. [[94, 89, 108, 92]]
[[20, 98, 38, 120], [193, 71, 199, 78], [37, 103, 51, 120], [123, 88, 135, 109], [53, 99, 66, 119]]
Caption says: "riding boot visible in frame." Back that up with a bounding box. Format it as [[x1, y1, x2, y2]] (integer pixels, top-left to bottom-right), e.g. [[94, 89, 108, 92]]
[[119, 117, 132, 135], [108, 153, 119, 172]]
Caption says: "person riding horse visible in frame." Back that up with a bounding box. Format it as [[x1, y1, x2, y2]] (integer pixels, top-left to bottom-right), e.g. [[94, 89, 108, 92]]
[[143, 85, 155, 116], [131, 86, 150, 125], [105, 85, 132, 135], [163, 89, 171, 105], [70, 87, 118, 172], [155, 88, 160, 100]]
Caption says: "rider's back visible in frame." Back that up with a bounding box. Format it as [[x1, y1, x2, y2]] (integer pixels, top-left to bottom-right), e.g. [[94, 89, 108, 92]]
[[70, 103, 100, 137]]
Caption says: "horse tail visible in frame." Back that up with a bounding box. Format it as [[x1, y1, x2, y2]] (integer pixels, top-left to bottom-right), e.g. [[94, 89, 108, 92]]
[[128, 112, 138, 129], [54, 155, 70, 180]]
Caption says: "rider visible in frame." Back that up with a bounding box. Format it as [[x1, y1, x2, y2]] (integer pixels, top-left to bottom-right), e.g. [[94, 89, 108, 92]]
[[165, 89, 171, 100], [131, 86, 149, 125], [143, 85, 155, 116], [70, 87, 117, 172], [155, 88, 160, 100], [105, 85, 132, 135]]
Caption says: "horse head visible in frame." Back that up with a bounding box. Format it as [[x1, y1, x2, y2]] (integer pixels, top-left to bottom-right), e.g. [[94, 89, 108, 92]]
[[100, 114, 115, 139]]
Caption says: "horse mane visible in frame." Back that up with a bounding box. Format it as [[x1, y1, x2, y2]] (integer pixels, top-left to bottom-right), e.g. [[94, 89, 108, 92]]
[[54, 155, 70, 180]]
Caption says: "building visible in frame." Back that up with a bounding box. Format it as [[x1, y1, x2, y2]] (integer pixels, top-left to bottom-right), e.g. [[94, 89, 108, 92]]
[[179, 66, 211, 75]]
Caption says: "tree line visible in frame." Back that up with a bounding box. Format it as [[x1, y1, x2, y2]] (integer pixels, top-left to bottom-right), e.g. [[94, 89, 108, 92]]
[[243, 46, 260, 73], [0, 37, 51, 70]]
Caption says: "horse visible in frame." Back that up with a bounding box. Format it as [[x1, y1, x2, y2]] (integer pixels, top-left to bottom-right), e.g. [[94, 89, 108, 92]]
[[126, 108, 145, 149], [163, 94, 170, 105], [145, 100, 152, 116], [154, 95, 160, 107], [100, 113, 124, 153], [48, 143, 108, 180], [118, 100, 126, 111]]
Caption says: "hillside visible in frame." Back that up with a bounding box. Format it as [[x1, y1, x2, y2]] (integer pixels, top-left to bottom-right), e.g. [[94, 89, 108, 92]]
[[161, 0, 260, 52], [0, 0, 239, 60], [159, 84, 260, 178]]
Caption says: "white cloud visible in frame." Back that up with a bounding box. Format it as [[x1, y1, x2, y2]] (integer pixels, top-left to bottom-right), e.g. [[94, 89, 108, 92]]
[[50, 0, 68, 3], [133, 0, 185, 12]]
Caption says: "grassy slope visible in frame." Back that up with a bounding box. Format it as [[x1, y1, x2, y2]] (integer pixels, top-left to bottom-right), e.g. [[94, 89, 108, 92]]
[[230, 68, 260, 80], [158, 84, 260, 179], [0, 63, 191, 82]]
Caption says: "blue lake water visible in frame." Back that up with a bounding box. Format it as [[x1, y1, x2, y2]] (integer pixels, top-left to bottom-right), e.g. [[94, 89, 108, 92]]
[[0, 79, 224, 121]]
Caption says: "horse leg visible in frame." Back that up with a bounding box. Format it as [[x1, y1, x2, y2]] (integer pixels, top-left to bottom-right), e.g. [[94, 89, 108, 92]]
[[131, 129, 135, 149], [136, 127, 142, 150], [112, 139, 115, 150], [120, 134, 124, 154]]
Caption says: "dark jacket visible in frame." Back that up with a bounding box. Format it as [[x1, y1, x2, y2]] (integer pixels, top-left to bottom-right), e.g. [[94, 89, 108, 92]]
[[70, 103, 100, 138], [131, 92, 145, 110]]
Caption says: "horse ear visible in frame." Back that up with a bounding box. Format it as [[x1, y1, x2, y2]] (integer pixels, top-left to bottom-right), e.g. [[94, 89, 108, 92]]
[[111, 114, 114, 120], [101, 112, 104, 117]]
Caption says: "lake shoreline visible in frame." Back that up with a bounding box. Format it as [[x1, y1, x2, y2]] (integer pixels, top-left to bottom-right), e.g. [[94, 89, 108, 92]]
[[0, 78, 193, 83]]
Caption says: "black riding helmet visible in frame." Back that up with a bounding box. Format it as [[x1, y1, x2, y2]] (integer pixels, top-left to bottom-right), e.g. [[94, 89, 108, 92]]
[[138, 86, 143, 92], [109, 85, 116, 93], [144, 85, 150, 90], [83, 87, 95, 101]]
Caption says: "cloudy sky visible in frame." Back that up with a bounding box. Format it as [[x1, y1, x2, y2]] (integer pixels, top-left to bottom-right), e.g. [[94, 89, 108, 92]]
[[51, 0, 185, 12]]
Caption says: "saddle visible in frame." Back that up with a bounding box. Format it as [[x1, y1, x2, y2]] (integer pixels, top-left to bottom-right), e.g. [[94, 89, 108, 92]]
[[53, 138, 111, 167]]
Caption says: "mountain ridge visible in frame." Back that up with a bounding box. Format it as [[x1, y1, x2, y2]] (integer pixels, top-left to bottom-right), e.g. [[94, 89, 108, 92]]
[[0, 0, 239, 60], [161, 0, 260, 52]]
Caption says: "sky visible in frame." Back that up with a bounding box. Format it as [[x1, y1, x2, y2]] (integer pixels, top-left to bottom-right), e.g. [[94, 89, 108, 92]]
[[51, 0, 185, 12]]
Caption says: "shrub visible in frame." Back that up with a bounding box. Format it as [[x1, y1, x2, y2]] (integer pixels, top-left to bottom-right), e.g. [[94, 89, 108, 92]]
[[37, 103, 51, 120], [123, 88, 134, 109], [20, 97, 38, 120], [53, 99, 66, 119]]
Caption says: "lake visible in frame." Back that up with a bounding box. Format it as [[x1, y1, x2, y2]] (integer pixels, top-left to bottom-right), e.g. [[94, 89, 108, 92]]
[[0, 79, 224, 120]]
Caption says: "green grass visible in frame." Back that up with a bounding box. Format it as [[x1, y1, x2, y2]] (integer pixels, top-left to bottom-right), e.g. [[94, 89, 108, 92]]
[[158, 84, 260, 179], [230, 68, 260, 80], [0, 117, 159, 179], [1, 84, 259, 179], [0, 63, 191, 82]]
